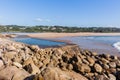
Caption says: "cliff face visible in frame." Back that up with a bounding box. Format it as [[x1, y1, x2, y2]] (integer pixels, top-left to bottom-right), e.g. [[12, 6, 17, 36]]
[[0, 38, 120, 80]]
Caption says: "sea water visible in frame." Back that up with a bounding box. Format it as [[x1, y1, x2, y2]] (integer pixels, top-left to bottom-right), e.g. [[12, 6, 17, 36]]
[[13, 38, 66, 47], [55, 36, 120, 53], [83, 36, 120, 51]]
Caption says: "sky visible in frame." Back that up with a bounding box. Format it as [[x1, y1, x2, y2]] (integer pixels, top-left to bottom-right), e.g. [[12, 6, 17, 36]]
[[0, 0, 120, 27]]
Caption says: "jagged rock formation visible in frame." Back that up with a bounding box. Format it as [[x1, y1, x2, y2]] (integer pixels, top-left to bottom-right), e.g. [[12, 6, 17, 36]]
[[0, 38, 120, 80]]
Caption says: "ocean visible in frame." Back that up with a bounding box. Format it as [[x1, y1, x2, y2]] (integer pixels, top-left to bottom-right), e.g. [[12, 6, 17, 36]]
[[12, 36, 120, 55], [55, 36, 120, 55]]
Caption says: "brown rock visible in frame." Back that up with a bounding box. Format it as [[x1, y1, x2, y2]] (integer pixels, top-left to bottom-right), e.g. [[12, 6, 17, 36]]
[[43, 58, 50, 65], [94, 63, 102, 73], [109, 62, 116, 68], [0, 60, 4, 68], [41, 67, 88, 80], [108, 74, 116, 80], [101, 58, 109, 64], [85, 72, 94, 78], [95, 75, 109, 80], [24, 63, 40, 74], [33, 74, 44, 80], [91, 52, 97, 56], [87, 56, 95, 66], [79, 64, 91, 73], [103, 64, 109, 70], [4, 51, 17, 59], [67, 64, 73, 70], [109, 68, 116, 74], [116, 60, 120, 67], [23, 57, 34, 66], [13, 62, 22, 69], [6, 46, 16, 51], [29, 45, 40, 51], [82, 59, 89, 65], [0, 66, 30, 80], [0, 60, 4, 70]]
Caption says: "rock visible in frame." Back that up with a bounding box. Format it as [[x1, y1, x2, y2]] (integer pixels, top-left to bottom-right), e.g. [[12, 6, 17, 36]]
[[0, 60, 4, 70], [67, 64, 73, 70], [79, 64, 91, 73], [33, 74, 44, 80], [116, 71, 120, 79], [0, 60, 4, 67], [40, 67, 88, 80], [116, 60, 120, 67], [109, 62, 116, 68], [29, 45, 40, 51], [110, 55, 118, 60], [82, 59, 89, 64], [0, 49, 2, 57], [0, 75, 8, 80], [43, 58, 50, 65], [1, 38, 120, 80], [23, 57, 34, 66], [24, 63, 40, 74], [108, 74, 116, 80], [94, 63, 102, 73], [101, 58, 109, 64], [91, 52, 97, 56], [6, 46, 16, 51], [87, 56, 95, 66], [4, 51, 17, 59], [95, 75, 109, 80], [85, 72, 94, 78], [13, 62, 22, 68], [62, 55, 68, 63], [0, 66, 30, 80], [109, 68, 116, 74], [113, 56, 118, 60], [103, 64, 109, 70]]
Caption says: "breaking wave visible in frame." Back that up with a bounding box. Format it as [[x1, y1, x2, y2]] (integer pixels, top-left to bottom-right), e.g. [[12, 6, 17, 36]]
[[113, 42, 120, 52]]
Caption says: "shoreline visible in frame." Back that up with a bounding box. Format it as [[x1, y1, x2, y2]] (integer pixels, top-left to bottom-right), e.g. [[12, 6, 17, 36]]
[[26, 32, 120, 39], [25, 32, 120, 56], [8, 32, 120, 56]]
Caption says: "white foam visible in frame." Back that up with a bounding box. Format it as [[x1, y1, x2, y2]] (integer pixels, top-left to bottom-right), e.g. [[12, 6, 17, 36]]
[[113, 42, 120, 52]]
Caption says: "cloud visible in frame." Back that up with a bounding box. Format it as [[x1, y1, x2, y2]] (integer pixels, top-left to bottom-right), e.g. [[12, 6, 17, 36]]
[[36, 18, 43, 22], [35, 18, 51, 22]]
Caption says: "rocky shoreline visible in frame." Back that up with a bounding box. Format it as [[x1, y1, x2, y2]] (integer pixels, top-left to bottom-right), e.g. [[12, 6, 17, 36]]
[[0, 38, 120, 80]]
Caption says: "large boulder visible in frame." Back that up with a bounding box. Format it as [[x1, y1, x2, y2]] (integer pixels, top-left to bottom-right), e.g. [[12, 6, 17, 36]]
[[24, 63, 40, 74], [0, 66, 30, 80], [38, 67, 88, 80]]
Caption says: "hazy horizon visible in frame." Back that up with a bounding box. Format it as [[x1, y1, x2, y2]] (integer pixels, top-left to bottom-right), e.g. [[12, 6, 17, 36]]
[[0, 0, 120, 27]]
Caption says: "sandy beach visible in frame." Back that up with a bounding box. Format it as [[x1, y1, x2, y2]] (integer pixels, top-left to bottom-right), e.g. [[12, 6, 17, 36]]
[[27, 32, 120, 39]]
